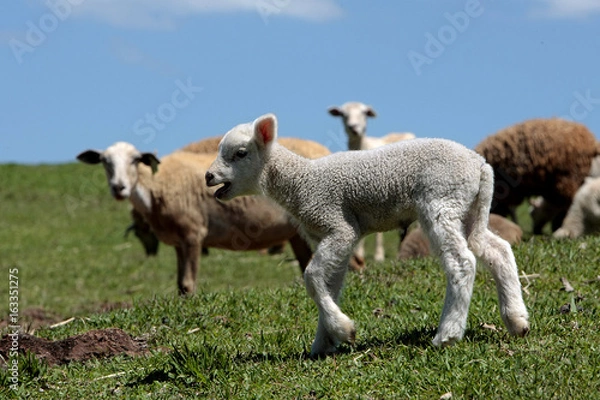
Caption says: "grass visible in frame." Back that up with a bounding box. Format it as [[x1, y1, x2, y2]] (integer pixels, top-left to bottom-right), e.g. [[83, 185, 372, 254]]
[[1, 162, 600, 398]]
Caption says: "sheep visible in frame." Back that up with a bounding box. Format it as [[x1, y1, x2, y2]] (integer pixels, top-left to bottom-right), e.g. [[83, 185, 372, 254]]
[[553, 176, 600, 239], [529, 155, 600, 234], [205, 113, 529, 356], [474, 118, 600, 234], [398, 214, 523, 260], [328, 101, 415, 262], [77, 143, 317, 295], [126, 136, 337, 260]]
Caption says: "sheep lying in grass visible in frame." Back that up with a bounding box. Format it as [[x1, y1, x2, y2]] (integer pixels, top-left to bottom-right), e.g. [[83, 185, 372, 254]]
[[77, 142, 316, 295], [398, 214, 522, 260], [475, 118, 599, 234], [328, 101, 415, 262], [205, 113, 529, 356], [553, 176, 600, 239]]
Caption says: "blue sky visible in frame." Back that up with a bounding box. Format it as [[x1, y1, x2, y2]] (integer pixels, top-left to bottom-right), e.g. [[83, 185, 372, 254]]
[[2, 0, 600, 163]]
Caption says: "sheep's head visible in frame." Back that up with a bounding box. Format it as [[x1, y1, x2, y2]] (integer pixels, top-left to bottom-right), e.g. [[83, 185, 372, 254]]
[[205, 113, 276, 201], [77, 142, 160, 201], [328, 101, 376, 139]]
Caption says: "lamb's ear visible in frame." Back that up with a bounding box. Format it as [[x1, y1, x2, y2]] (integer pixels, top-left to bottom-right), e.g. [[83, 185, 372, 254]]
[[140, 153, 160, 174], [253, 113, 277, 148], [328, 106, 343, 117], [77, 150, 103, 164], [365, 106, 377, 118]]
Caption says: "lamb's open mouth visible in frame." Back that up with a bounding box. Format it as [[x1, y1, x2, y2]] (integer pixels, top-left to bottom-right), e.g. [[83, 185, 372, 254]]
[[214, 182, 231, 200]]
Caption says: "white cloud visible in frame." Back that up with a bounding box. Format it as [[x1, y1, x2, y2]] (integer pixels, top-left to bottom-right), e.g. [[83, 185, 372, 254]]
[[533, 0, 600, 19], [64, 0, 344, 29]]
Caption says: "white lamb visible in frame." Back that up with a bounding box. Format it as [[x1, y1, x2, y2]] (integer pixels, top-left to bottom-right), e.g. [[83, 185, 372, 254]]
[[328, 101, 416, 262], [205, 114, 530, 356], [553, 176, 600, 239]]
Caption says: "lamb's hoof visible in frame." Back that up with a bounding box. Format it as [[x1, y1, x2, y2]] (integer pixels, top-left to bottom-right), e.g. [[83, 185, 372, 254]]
[[505, 315, 530, 337], [374, 254, 385, 263], [432, 335, 459, 347]]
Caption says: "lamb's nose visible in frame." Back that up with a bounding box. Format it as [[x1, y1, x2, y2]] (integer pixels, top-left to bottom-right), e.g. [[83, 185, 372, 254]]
[[112, 183, 125, 193], [205, 171, 214, 185]]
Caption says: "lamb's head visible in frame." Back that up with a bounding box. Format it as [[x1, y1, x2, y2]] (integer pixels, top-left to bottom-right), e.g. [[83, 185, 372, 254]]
[[205, 113, 277, 201], [328, 101, 377, 138], [77, 142, 160, 201]]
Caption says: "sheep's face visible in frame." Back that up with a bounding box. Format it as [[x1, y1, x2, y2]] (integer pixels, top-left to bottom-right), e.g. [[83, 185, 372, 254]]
[[328, 102, 376, 139], [206, 114, 277, 201], [77, 142, 159, 201]]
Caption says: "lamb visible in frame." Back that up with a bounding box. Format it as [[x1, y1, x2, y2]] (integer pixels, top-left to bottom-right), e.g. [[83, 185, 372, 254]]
[[205, 113, 529, 356], [126, 136, 334, 259], [398, 214, 523, 260], [553, 176, 600, 239], [328, 101, 415, 261], [474, 118, 600, 234], [77, 143, 316, 295]]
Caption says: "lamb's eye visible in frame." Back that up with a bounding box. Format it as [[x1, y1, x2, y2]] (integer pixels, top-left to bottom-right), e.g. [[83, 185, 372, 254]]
[[236, 149, 248, 159]]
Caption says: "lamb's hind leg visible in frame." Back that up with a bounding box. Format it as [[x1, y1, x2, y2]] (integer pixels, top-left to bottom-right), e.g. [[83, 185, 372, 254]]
[[469, 230, 529, 337], [425, 218, 478, 346], [304, 234, 357, 357]]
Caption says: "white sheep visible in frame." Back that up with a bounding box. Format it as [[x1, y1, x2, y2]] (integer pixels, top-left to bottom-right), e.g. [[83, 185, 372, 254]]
[[205, 113, 530, 356], [77, 142, 315, 295], [328, 101, 415, 262], [553, 176, 600, 239]]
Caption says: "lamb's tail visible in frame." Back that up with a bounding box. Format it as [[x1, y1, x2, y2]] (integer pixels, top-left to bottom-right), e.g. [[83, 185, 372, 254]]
[[467, 161, 495, 256]]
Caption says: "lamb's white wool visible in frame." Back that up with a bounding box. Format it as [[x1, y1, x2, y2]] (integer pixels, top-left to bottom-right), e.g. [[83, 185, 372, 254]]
[[554, 176, 600, 239], [206, 114, 530, 356], [328, 101, 415, 261]]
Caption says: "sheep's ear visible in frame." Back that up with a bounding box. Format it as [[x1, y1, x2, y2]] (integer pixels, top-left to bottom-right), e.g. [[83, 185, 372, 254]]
[[77, 150, 103, 164], [253, 113, 277, 148], [140, 153, 160, 174], [365, 106, 377, 118], [328, 106, 343, 117]]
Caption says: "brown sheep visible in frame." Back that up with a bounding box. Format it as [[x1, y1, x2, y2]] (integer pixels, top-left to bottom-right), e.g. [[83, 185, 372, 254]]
[[398, 214, 522, 260], [474, 118, 599, 234]]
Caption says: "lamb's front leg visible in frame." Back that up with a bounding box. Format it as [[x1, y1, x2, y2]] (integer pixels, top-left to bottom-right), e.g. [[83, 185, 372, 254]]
[[304, 235, 357, 357]]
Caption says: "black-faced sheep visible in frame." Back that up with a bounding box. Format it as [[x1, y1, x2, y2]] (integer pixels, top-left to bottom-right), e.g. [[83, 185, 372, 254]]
[[78, 143, 317, 295], [206, 113, 529, 357], [474, 118, 599, 234], [398, 214, 523, 260]]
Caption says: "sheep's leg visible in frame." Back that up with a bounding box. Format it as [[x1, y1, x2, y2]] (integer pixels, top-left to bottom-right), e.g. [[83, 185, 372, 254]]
[[304, 235, 357, 357], [469, 230, 530, 337], [175, 244, 200, 295], [288, 233, 313, 273], [355, 238, 365, 260], [374, 232, 385, 262], [425, 219, 477, 346]]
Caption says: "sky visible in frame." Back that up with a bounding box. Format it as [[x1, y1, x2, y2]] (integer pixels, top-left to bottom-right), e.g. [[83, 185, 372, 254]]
[[2, 0, 600, 164]]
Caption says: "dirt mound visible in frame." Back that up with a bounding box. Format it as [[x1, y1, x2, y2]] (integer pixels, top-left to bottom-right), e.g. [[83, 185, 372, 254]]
[[0, 328, 147, 366]]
